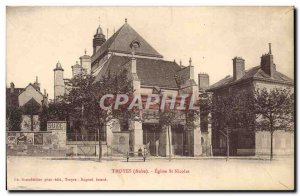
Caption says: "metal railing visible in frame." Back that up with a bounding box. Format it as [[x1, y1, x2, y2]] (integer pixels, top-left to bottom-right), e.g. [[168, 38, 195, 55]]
[[143, 131, 196, 156], [66, 132, 106, 142]]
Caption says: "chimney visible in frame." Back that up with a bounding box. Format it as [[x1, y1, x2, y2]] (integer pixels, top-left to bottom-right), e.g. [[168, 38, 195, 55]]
[[260, 43, 275, 77], [34, 76, 40, 91], [10, 82, 15, 93], [233, 57, 245, 80], [198, 73, 209, 90]]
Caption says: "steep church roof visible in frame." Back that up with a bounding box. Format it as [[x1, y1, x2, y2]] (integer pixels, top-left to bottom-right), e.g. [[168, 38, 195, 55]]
[[208, 65, 294, 91], [95, 55, 182, 89], [91, 22, 163, 62]]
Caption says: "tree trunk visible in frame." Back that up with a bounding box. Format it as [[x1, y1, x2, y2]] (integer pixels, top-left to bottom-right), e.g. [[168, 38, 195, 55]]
[[98, 127, 102, 161], [270, 120, 274, 161], [167, 125, 171, 162], [226, 128, 229, 162], [270, 130, 273, 161], [95, 100, 102, 162]]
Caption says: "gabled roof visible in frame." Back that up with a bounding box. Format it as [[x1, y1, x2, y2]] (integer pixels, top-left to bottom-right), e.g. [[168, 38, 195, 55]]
[[23, 83, 44, 96], [208, 66, 294, 91], [91, 23, 163, 62], [95, 55, 183, 89], [22, 98, 42, 115]]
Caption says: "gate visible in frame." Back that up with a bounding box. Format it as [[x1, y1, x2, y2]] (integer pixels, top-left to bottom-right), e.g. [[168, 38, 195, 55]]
[[143, 124, 160, 156], [142, 124, 194, 157], [66, 132, 100, 156], [172, 131, 193, 156]]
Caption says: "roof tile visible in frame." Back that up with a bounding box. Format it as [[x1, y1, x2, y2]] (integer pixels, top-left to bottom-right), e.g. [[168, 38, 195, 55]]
[[208, 66, 294, 91], [95, 55, 183, 89], [92, 23, 163, 62]]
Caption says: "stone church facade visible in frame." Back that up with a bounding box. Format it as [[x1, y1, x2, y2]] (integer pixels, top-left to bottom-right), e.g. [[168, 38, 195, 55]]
[[54, 19, 210, 157]]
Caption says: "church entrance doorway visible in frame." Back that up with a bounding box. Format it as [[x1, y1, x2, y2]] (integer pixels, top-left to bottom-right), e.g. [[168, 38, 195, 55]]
[[143, 124, 160, 156]]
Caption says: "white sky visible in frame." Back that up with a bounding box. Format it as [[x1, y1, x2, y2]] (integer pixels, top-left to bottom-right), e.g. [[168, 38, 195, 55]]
[[7, 7, 294, 99]]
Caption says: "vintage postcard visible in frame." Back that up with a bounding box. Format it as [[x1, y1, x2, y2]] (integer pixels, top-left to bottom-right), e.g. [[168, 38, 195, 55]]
[[6, 6, 295, 191]]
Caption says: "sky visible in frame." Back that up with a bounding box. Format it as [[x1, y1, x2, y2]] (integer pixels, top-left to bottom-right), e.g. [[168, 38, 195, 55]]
[[7, 7, 294, 99]]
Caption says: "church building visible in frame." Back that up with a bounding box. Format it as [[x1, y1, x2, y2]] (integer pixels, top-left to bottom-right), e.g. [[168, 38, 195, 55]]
[[54, 19, 209, 157]]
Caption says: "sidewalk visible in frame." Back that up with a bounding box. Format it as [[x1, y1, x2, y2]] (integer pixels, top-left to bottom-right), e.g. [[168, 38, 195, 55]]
[[43, 154, 292, 161]]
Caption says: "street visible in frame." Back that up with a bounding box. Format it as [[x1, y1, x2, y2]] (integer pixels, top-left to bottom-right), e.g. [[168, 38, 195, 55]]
[[7, 156, 294, 190]]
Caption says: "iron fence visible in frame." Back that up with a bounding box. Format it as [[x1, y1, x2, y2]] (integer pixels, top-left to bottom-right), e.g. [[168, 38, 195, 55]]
[[67, 132, 106, 142], [143, 131, 195, 156]]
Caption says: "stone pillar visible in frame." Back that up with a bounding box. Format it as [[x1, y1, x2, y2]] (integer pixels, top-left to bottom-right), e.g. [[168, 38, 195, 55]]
[[98, 119, 119, 156], [133, 80, 141, 95], [207, 123, 213, 156], [193, 130, 202, 156], [131, 55, 141, 94], [158, 125, 173, 157], [129, 120, 143, 153], [192, 82, 202, 156], [128, 55, 143, 154], [106, 119, 120, 146], [193, 117, 202, 156]]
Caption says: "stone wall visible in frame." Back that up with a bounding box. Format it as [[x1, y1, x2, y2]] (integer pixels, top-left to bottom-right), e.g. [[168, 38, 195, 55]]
[[7, 131, 66, 156], [255, 131, 294, 156]]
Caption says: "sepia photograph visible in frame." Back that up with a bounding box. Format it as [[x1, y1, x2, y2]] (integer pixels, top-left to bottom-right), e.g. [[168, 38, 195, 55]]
[[5, 6, 295, 191]]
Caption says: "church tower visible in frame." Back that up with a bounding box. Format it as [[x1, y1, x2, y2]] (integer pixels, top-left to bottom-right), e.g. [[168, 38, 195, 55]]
[[53, 61, 65, 101], [93, 24, 106, 54], [80, 49, 91, 74], [71, 61, 82, 77]]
